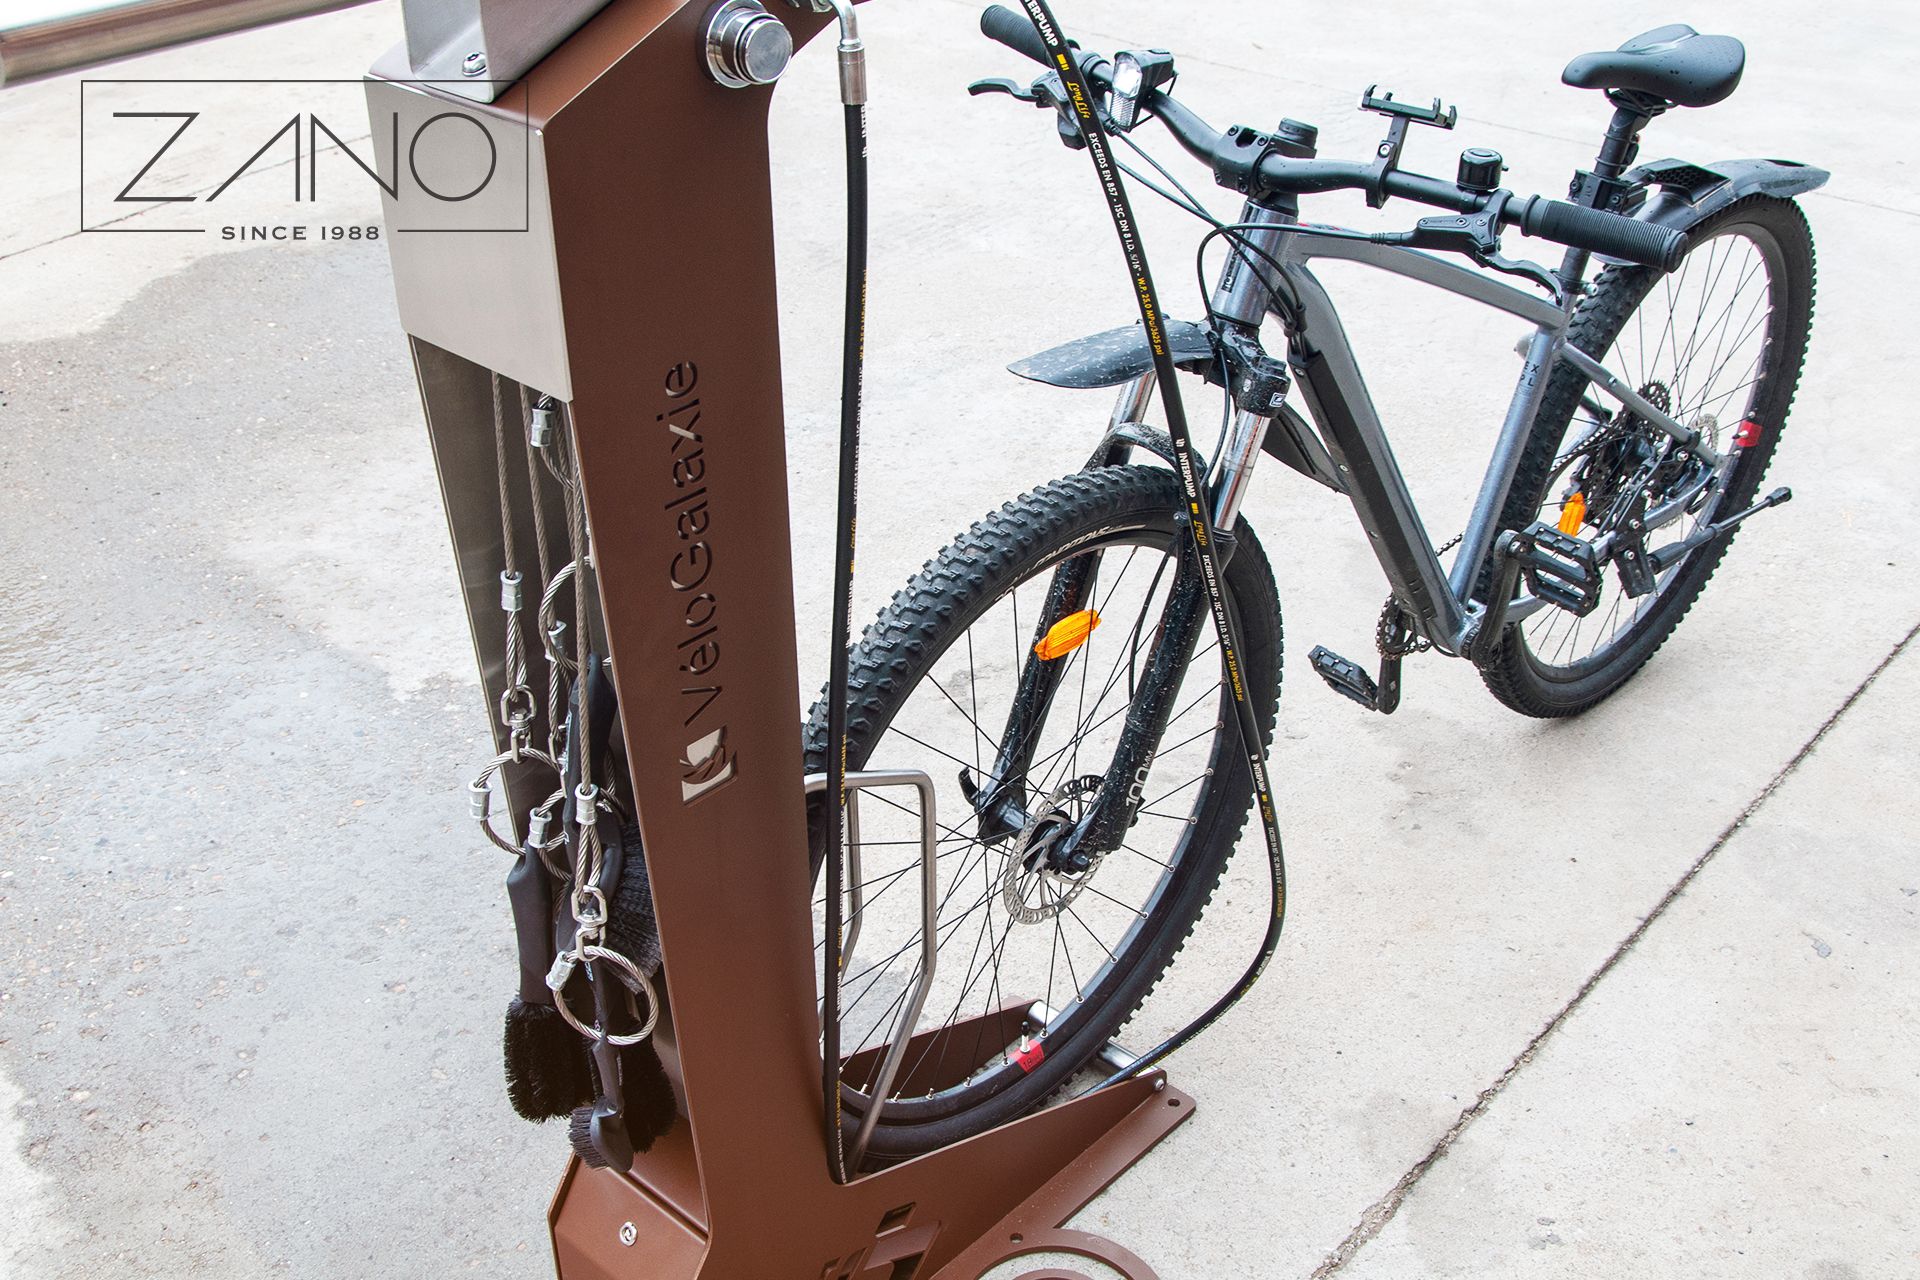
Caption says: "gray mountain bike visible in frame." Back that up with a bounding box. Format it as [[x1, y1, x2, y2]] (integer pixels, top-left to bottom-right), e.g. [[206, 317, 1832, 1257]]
[[802, 11, 1821, 1163]]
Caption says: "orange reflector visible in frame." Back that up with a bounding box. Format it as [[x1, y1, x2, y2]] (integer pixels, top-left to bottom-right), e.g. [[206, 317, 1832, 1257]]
[[1558, 492, 1587, 536], [1034, 609, 1101, 661]]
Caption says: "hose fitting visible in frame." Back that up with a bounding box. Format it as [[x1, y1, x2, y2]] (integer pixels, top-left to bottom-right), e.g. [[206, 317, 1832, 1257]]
[[789, 0, 865, 105]]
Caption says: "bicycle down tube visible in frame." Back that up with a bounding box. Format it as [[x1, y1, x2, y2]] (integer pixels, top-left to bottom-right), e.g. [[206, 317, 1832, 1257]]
[[1260, 232, 1568, 654]]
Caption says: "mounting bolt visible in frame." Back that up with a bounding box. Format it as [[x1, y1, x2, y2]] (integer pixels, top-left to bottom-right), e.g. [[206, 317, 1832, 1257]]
[[619, 1222, 637, 1247], [461, 51, 488, 77]]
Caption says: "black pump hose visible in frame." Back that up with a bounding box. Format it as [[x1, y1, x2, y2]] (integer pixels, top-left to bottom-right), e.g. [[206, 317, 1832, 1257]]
[[820, 97, 868, 1184], [1008, 0, 1290, 1091]]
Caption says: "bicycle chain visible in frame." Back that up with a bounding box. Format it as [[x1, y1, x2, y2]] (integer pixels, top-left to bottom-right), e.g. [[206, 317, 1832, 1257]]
[[1375, 531, 1462, 659], [1375, 380, 1685, 660]]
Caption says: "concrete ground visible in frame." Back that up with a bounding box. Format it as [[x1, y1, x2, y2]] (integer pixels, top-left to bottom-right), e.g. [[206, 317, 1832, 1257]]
[[1, 2, 1915, 1277]]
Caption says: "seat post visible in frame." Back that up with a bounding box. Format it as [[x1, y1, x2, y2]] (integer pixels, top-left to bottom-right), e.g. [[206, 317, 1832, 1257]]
[[1594, 94, 1663, 178], [1594, 105, 1648, 177]]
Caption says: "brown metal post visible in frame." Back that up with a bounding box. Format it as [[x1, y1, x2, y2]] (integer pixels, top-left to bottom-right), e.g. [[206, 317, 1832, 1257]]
[[371, 3, 1192, 1276]]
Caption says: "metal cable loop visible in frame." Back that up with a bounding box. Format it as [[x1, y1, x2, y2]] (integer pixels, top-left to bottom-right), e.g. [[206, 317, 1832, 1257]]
[[548, 945, 659, 1046]]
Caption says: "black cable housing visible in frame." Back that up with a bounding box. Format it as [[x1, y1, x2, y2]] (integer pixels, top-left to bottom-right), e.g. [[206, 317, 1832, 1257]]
[[1008, 0, 1289, 1091], [821, 100, 868, 1184]]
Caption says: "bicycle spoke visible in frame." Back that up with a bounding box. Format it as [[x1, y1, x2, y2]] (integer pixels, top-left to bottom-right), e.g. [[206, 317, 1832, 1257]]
[[808, 503, 1267, 1135], [1523, 223, 1782, 672]]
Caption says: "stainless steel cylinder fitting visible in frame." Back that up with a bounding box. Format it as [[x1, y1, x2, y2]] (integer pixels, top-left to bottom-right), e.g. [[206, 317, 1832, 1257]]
[[529, 403, 556, 449], [703, 0, 792, 89], [783, 0, 865, 105]]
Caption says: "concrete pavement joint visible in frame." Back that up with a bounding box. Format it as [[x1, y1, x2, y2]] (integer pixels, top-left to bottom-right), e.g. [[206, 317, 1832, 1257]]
[[1310, 615, 1920, 1278]]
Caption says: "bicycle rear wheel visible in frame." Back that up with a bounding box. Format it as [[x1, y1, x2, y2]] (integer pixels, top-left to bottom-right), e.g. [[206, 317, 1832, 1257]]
[[1481, 196, 1815, 716], [802, 464, 1281, 1165]]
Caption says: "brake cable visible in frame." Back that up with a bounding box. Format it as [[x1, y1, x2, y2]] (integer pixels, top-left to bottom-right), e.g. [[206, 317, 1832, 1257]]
[[1010, 0, 1289, 1092], [816, 0, 869, 1186]]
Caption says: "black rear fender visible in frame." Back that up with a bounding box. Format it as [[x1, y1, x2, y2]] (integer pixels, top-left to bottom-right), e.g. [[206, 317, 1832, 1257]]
[[1606, 156, 1828, 265]]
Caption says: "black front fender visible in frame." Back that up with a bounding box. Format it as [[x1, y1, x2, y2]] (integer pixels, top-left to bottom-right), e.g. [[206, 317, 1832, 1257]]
[[1007, 318, 1216, 389]]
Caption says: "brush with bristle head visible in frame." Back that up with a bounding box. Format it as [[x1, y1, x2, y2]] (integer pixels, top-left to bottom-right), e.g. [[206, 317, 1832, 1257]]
[[503, 997, 594, 1121], [566, 1054, 674, 1169], [568, 1105, 613, 1169]]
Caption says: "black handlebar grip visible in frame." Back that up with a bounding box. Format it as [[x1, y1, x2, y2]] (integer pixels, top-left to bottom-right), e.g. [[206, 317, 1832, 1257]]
[[1513, 196, 1689, 272], [981, 4, 1052, 67]]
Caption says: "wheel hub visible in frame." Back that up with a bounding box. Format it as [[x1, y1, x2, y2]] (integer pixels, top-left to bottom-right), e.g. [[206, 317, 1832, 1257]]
[[999, 776, 1106, 925]]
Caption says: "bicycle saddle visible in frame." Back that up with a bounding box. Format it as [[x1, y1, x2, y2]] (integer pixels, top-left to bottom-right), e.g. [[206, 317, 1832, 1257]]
[[1562, 25, 1745, 109]]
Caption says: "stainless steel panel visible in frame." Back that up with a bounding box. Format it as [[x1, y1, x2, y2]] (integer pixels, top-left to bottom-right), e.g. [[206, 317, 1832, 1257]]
[[365, 48, 570, 398], [0, 0, 372, 87], [398, 0, 615, 103]]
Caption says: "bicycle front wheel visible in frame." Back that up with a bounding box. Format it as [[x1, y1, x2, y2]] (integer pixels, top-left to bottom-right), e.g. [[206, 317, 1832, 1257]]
[[802, 464, 1281, 1166]]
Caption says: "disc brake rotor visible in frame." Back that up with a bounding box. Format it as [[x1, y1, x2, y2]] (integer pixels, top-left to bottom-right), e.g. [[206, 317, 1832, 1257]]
[[999, 775, 1106, 926]]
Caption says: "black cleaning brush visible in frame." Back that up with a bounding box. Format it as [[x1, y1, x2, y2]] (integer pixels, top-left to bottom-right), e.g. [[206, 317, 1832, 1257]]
[[504, 996, 594, 1121]]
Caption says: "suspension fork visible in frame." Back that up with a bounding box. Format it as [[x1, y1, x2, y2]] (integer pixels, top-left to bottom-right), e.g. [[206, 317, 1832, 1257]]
[[967, 541, 1107, 840], [967, 372, 1161, 836], [1055, 400, 1269, 863], [1053, 546, 1211, 866], [975, 357, 1270, 862]]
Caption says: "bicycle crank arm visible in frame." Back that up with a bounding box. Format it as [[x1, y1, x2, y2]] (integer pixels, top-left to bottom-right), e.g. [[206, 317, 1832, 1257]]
[[1648, 486, 1792, 572]]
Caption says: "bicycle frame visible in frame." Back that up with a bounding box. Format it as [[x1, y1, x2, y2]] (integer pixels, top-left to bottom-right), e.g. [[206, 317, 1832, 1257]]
[[1276, 234, 1569, 654], [1198, 226, 1722, 656], [995, 184, 1741, 857]]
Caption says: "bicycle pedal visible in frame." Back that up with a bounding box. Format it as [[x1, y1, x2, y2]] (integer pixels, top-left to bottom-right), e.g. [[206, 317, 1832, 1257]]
[[1506, 523, 1602, 617], [1308, 645, 1401, 714]]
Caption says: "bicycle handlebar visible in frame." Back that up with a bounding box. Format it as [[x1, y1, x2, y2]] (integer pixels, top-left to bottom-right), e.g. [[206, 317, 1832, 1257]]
[[1507, 195, 1687, 271], [978, 4, 1689, 272], [980, 3, 1051, 67]]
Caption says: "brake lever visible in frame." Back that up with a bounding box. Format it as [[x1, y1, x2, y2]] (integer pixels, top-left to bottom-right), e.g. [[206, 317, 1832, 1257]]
[[1473, 245, 1561, 299], [968, 76, 1042, 103], [1377, 197, 1563, 300], [971, 71, 1094, 151]]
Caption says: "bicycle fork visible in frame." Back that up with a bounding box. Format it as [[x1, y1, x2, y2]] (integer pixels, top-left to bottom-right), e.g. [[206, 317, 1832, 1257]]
[[964, 370, 1273, 869]]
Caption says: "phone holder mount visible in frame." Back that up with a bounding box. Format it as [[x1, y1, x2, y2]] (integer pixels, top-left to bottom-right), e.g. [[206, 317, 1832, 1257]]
[[1358, 83, 1455, 207], [366, 2, 1191, 1277]]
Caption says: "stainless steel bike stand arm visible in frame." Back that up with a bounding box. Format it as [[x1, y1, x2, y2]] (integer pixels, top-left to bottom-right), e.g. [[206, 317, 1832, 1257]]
[[804, 767, 940, 1173]]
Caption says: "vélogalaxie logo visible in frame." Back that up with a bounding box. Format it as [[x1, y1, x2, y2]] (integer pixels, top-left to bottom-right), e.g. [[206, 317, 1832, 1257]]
[[79, 79, 530, 241]]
